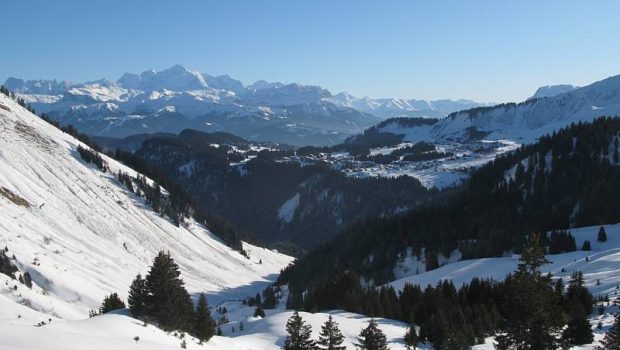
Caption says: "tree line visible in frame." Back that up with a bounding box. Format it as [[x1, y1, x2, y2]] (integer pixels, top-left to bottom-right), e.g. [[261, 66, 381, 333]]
[[283, 235, 602, 349]]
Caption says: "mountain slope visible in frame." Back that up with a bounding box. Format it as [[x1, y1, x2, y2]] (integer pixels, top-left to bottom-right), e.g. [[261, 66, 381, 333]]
[[0, 93, 293, 320], [372, 74, 620, 145]]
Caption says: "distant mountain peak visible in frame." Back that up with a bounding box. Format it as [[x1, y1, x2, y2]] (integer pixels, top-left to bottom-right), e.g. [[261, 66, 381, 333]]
[[248, 80, 285, 91], [117, 64, 209, 91]]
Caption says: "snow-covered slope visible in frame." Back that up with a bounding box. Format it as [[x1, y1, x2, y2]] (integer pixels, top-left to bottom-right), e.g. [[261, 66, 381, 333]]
[[0, 93, 294, 319], [0, 304, 412, 350], [389, 223, 620, 296], [376, 74, 620, 145]]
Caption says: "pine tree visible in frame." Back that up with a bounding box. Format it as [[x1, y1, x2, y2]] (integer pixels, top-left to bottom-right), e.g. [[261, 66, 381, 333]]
[[598, 226, 608, 242], [356, 319, 389, 350], [582, 240, 592, 251], [317, 315, 346, 350], [599, 313, 620, 349], [144, 251, 195, 332], [404, 324, 418, 350], [254, 305, 266, 318], [99, 292, 126, 314], [21, 271, 32, 288], [263, 285, 277, 309], [194, 293, 215, 343], [495, 234, 565, 350], [284, 311, 316, 350], [566, 271, 594, 314], [563, 310, 593, 345], [517, 234, 550, 274], [128, 274, 148, 318]]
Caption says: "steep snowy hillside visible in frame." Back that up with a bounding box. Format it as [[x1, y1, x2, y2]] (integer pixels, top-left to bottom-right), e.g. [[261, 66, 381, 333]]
[[0, 93, 415, 350], [0, 92, 293, 319]]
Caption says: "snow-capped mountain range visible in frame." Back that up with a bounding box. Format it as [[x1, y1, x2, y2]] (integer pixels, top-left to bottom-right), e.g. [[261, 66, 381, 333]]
[[372, 74, 620, 145], [331, 92, 486, 119], [4, 65, 485, 146]]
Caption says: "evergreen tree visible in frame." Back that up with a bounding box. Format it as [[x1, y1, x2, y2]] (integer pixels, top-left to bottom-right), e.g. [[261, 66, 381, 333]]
[[99, 292, 126, 314], [404, 324, 418, 350], [22, 271, 32, 288], [563, 310, 593, 345], [517, 234, 550, 274], [144, 251, 195, 332], [263, 285, 277, 309], [598, 226, 608, 242], [194, 293, 215, 343], [317, 315, 346, 350], [285, 292, 303, 311], [284, 311, 316, 350], [565, 271, 594, 314], [128, 274, 148, 318], [599, 313, 620, 349], [356, 319, 389, 350], [495, 234, 565, 350], [254, 305, 266, 318], [582, 240, 592, 251]]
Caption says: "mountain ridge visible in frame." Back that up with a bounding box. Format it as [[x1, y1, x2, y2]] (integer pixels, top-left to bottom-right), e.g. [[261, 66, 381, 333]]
[[3, 65, 486, 146]]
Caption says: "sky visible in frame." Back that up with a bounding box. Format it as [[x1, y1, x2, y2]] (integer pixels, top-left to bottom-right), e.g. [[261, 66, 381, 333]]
[[1, 0, 619, 102]]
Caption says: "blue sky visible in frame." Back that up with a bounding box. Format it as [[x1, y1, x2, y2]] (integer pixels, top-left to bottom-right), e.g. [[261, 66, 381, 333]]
[[1, 0, 619, 102]]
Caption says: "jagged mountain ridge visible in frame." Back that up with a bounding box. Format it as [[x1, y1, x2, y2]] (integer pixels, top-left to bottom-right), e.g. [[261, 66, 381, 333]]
[[4, 65, 485, 146], [331, 92, 487, 119]]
